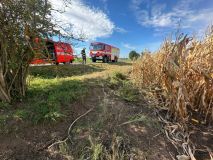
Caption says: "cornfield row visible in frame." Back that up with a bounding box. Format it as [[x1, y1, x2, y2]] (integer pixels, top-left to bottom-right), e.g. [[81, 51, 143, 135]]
[[132, 29, 213, 123]]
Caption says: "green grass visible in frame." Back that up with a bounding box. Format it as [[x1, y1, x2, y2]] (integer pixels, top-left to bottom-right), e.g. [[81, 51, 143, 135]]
[[73, 57, 92, 63], [26, 77, 87, 123], [0, 65, 89, 127], [0, 101, 11, 110], [29, 64, 103, 79], [28, 65, 90, 123], [0, 61, 132, 132], [108, 72, 140, 102], [118, 81, 140, 102], [13, 109, 30, 120]]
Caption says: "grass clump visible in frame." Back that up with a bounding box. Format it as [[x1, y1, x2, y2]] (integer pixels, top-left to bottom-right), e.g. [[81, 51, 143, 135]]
[[89, 136, 103, 160], [13, 109, 30, 121], [0, 115, 8, 125], [0, 102, 11, 110], [108, 72, 140, 102], [31, 102, 63, 123], [118, 81, 140, 102], [112, 72, 127, 81]]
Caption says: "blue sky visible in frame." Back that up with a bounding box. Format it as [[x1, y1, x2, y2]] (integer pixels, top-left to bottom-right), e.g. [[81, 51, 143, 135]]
[[51, 0, 213, 57]]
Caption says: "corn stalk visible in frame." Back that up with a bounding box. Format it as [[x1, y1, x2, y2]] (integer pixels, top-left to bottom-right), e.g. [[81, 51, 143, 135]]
[[132, 29, 213, 123]]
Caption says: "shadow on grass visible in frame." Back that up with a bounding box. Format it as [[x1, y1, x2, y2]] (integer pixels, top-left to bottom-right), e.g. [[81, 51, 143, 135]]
[[29, 64, 104, 79], [88, 61, 132, 66], [107, 61, 132, 66]]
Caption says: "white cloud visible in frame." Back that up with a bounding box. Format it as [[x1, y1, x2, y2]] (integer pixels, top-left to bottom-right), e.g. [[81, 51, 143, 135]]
[[122, 43, 136, 50], [130, 0, 213, 35], [115, 27, 128, 33], [50, 0, 115, 40]]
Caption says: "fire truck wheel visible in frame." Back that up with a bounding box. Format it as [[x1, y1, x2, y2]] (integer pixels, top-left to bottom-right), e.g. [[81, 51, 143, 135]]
[[103, 56, 107, 63], [56, 62, 59, 65], [63, 62, 66, 65], [92, 58, 96, 62], [107, 57, 109, 63], [70, 60, 73, 64]]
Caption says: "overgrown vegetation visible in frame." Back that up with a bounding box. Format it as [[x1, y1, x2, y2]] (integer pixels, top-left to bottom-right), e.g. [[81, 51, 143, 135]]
[[0, 65, 88, 134], [0, 0, 55, 102], [0, 0, 79, 102], [132, 29, 213, 124]]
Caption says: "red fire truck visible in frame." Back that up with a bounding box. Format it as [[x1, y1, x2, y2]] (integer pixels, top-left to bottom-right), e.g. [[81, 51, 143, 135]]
[[31, 39, 74, 65], [90, 42, 120, 63]]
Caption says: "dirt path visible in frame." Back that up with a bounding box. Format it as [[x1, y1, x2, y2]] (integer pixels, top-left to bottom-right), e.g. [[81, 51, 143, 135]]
[[0, 62, 176, 160]]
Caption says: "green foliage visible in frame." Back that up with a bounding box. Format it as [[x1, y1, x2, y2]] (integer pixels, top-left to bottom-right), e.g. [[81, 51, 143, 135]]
[[118, 81, 139, 102], [27, 78, 87, 123], [112, 72, 127, 81], [129, 50, 140, 60], [0, 102, 11, 110], [13, 109, 30, 120], [31, 102, 63, 123], [108, 72, 127, 89], [108, 72, 140, 102], [0, 0, 54, 102], [89, 136, 103, 160], [0, 65, 88, 129], [0, 115, 8, 125]]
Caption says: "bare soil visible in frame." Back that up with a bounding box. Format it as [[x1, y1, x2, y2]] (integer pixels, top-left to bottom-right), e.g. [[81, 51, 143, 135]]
[[0, 81, 175, 160]]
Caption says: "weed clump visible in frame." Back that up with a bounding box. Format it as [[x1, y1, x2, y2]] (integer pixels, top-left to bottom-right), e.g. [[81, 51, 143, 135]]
[[108, 72, 140, 102], [118, 82, 140, 102]]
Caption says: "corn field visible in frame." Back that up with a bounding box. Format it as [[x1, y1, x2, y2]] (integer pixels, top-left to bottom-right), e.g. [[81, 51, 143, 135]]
[[132, 28, 213, 123]]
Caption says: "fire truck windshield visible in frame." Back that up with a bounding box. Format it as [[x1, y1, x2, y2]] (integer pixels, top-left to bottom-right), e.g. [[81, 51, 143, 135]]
[[90, 44, 105, 51]]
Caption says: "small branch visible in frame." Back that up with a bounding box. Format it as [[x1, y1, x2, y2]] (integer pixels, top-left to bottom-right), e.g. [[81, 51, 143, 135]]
[[47, 107, 95, 150]]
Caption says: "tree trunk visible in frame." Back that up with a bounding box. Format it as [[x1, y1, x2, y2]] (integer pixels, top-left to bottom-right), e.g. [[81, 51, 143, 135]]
[[0, 59, 11, 102]]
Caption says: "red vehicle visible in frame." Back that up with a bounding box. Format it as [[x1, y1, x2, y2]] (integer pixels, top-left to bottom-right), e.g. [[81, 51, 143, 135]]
[[31, 39, 74, 65], [90, 42, 120, 63]]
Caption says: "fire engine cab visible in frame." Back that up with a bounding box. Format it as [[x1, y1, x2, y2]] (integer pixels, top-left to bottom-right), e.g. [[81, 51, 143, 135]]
[[90, 42, 120, 63]]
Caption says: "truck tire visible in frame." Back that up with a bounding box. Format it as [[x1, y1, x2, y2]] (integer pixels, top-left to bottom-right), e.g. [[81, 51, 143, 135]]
[[107, 57, 109, 63], [103, 56, 108, 63], [70, 60, 73, 64], [92, 58, 96, 62]]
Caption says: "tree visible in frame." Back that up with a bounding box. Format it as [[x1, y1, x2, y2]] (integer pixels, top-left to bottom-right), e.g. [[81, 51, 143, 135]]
[[129, 50, 140, 60], [0, 0, 59, 102]]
